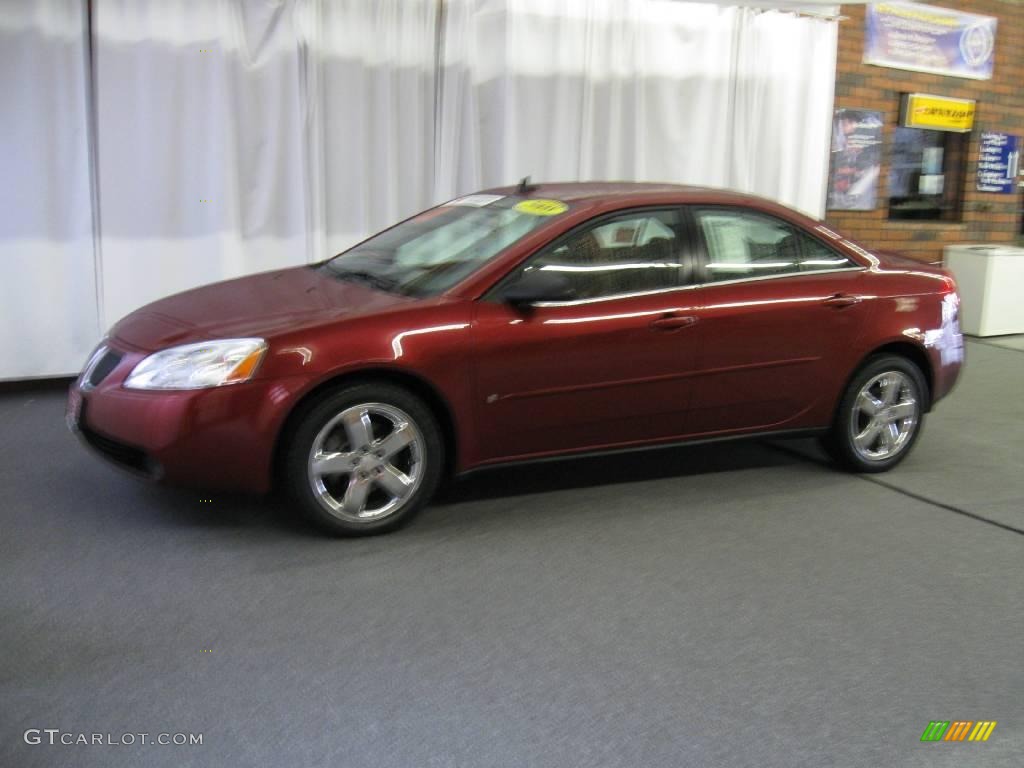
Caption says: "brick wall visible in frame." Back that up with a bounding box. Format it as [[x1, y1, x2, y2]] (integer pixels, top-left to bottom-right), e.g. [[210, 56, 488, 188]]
[[826, 1, 1024, 263]]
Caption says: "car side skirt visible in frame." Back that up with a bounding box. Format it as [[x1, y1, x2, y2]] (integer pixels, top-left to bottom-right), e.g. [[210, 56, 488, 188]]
[[457, 427, 829, 478]]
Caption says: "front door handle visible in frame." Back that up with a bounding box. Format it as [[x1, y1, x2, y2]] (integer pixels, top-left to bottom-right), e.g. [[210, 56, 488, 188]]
[[823, 293, 862, 308], [649, 314, 698, 331]]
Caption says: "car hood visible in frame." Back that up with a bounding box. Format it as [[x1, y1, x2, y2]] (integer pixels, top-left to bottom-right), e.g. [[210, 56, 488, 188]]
[[110, 266, 415, 350]]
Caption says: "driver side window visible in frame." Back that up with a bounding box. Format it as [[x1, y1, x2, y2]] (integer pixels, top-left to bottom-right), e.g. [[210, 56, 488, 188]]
[[515, 209, 685, 300]]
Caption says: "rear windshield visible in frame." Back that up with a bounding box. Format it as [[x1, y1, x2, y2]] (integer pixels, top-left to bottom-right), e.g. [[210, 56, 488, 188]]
[[321, 195, 570, 297]]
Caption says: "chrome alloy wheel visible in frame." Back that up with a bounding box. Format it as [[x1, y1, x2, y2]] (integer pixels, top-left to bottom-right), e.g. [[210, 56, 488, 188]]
[[849, 371, 919, 462], [307, 403, 425, 523]]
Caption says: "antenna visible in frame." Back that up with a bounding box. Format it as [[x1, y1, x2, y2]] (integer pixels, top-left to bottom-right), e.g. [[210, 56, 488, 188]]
[[518, 176, 536, 194]]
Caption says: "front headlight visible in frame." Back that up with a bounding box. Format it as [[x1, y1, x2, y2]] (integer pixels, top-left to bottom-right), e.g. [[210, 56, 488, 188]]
[[124, 338, 268, 390]]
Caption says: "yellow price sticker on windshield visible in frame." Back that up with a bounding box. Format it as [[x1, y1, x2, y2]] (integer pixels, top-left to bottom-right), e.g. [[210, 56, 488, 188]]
[[514, 199, 568, 216]]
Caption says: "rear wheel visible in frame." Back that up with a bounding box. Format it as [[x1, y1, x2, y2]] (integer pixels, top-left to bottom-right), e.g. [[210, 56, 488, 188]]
[[284, 383, 443, 535], [823, 354, 927, 473]]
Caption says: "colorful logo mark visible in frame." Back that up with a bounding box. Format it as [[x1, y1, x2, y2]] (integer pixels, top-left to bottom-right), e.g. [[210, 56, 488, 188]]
[[921, 721, 997, 742]]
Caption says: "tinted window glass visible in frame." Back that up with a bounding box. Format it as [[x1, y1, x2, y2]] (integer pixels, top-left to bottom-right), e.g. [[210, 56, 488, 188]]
[[798, 233, 855, 271], [696, 209, 852, 282], [322, 196, 566, 297], [514, 210, 684, 300]]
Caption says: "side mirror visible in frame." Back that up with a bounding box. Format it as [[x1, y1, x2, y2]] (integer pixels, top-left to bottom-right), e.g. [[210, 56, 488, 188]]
[[500, 270, 576, 306]]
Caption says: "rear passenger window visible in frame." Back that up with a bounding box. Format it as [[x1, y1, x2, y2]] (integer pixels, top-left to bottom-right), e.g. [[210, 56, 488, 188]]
[[695, 209, 853, 282], [798, 233, 856, 271]]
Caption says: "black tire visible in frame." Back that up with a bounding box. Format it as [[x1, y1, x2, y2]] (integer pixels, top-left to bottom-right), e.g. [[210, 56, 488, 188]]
[[822, 354, 928, 473], [284, 382, 444, 536]]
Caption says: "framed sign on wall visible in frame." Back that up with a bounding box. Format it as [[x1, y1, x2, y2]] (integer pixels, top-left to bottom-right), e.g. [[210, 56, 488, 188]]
[[976, 133, 1020, 194], [865, 2, 997, 80], [827, 109, 883, 211]]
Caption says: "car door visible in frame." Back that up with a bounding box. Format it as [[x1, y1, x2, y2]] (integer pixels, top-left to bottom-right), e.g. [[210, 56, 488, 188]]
[[471, 207, 701, 463], [685, 206, 871, 435]]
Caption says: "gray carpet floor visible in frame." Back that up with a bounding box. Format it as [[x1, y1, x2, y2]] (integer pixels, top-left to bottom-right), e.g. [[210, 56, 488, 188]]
[[1, 339, 1021, 767]]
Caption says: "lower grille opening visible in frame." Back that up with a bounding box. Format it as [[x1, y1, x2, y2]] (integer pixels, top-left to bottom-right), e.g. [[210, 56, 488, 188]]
[[80, 422, 161, 478]]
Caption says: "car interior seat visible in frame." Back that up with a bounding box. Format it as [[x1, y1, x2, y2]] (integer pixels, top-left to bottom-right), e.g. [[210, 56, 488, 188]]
[[560, 230, 606, 298]]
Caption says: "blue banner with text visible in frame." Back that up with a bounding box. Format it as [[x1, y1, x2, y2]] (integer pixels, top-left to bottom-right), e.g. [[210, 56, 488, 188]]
[[865, 2, 997, 80], [977, 133, 1019, 194]]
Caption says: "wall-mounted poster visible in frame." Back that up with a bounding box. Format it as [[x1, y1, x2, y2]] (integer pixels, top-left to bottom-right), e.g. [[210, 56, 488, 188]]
[[977, 133, 1020, 194], [865, 3, 997, 80], [828, 109, 883, 211]]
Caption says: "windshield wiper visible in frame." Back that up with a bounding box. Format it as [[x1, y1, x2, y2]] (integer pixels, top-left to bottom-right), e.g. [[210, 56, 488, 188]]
[[329, 268, 402, 294]]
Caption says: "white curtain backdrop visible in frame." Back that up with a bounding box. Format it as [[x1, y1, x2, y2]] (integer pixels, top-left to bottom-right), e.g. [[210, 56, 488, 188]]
[[91, 0, 438, 331], [315, 0, 439, 257], [0, 0, 838, 379], [731, 7, 838, 214], [437, 0, 836, 216], [0, 1, 101, 379], [93, 0, 312, 329]]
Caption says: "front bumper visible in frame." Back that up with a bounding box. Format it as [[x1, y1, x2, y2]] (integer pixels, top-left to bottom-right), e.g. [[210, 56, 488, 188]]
[[66, 342, 307, 493]]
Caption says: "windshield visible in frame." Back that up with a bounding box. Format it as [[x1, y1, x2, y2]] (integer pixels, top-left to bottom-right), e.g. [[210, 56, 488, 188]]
[[321, 195, 569, 297]]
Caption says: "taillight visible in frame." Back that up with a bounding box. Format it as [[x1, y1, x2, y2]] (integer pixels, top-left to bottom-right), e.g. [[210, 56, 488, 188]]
[[941, 292, 959, 326]]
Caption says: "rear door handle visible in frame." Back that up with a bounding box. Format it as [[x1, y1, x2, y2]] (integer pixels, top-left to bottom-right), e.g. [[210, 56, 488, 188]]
[[649, 314, 698, 331], [823, 293, 862, 308]]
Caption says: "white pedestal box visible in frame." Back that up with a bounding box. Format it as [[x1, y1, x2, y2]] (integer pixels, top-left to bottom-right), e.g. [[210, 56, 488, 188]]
[[943, 244, 1024, 337]]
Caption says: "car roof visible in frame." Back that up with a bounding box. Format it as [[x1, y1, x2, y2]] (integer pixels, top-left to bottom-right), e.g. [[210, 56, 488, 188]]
[[481, 181, 777, 207]]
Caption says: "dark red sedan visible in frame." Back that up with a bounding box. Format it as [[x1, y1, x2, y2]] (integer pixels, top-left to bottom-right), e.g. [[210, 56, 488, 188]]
[[68, 183, 964, 535]]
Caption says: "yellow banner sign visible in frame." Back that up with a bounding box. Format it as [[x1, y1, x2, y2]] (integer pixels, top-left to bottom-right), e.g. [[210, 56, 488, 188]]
[[902, 94, 976, 132]]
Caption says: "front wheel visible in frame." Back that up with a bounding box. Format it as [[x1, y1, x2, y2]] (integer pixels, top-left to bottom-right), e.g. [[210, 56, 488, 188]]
[[284, 383, 443, 536], [823, 354, 928, 473]]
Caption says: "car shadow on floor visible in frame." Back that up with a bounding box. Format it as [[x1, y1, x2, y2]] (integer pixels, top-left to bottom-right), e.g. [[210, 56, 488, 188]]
[[438, 437, 823, 506], [89, 436, 825, 537]]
